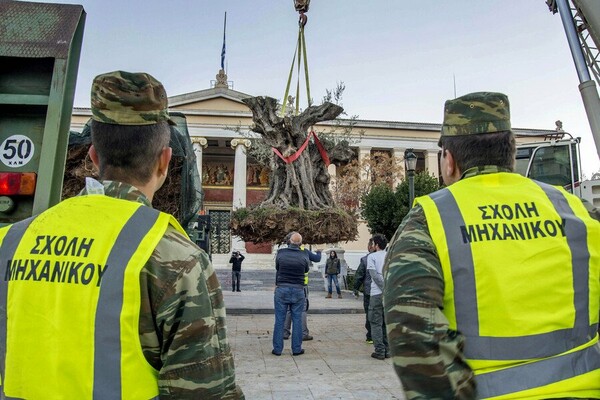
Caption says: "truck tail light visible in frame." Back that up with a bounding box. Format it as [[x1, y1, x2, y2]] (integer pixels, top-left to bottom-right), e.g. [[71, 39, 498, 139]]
[[0, 173, 37, 195]]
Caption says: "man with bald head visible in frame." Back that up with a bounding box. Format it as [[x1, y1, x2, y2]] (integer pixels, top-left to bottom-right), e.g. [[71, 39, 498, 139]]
[[272, 231, 310, 356]]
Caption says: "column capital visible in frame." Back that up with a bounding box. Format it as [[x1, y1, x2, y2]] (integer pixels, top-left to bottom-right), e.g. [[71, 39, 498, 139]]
[[231, 138, 251, 150], [191, 137, 208, 148]]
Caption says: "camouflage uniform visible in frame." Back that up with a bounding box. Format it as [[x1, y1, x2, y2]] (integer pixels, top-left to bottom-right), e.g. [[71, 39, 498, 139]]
[[90, 70, 175, 126], [88, 71, 243, 398], [81, 180, 244, 399], [383, 92, 600, 399], [384, 165, 600, 399], [383, 167, 506, 399]]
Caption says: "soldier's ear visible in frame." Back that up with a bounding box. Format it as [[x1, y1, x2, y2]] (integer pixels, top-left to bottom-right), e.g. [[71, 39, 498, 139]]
[[442, 149, 461, 184], [157, 147, 172, 179], [88, 145, 99, 170]]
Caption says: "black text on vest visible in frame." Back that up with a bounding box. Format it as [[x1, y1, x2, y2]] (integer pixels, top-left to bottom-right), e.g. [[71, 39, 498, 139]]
[[460, 202, 567, 243], [3, 235, 108, 286]]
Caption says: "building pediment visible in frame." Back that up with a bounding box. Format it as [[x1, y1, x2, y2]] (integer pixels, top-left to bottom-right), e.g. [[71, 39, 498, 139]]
[[169, 87, 252, 112]]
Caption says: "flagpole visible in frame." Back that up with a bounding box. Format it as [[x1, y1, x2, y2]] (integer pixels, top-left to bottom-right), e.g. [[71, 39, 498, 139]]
[[221, 12, 227, 72]]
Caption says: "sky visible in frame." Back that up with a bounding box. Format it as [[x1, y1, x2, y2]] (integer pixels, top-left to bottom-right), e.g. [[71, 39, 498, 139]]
[[25, 0, 600, 176]]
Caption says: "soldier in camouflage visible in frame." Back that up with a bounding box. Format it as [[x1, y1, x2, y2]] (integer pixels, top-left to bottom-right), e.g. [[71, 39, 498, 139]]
[[90, 71, 244, 398], [0, 71, 244, 399], [383, 92, 600, 399]]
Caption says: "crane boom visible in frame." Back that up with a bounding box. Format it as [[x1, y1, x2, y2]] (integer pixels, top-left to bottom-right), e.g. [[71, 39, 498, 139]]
[[550, 0, 600, 159]]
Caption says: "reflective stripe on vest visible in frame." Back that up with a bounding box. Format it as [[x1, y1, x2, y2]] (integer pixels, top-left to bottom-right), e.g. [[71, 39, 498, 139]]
[[0, 204, 161, 399], [476, 343, 600, 398], [429, 183, 596, 360], [0, 215, 35, 397], [93, 205, 159, 399]]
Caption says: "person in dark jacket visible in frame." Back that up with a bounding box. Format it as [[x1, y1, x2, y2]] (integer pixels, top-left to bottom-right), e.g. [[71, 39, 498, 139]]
[[353, 238, 375, 343], [229, 251, 245, 292], [272, 232, 310, 356], [284, 246, 321, 341], [325, 251, 342, 298]]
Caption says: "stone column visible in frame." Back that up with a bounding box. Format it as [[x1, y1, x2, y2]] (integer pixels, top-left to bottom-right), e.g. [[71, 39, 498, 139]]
[[358, 147, 372, 181], [357, 147, 372, 211], [230, 138, 251, 252], [191, 137, 208, 185], [426, 150, 440, 178], [393, 147, 406, 187], [328, 163, 337, 192]]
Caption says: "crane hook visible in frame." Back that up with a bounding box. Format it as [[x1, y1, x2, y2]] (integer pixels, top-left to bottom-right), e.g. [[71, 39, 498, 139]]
[[294, 0, 310, 26], [299, 12, 307, 27]]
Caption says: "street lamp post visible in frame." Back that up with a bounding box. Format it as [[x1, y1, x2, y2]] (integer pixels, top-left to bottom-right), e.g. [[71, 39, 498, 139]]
[[404, 149, 417, 208]]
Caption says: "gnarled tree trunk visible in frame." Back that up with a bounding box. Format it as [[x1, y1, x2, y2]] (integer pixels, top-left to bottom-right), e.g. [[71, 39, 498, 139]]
[[242, 96, 343, 210]]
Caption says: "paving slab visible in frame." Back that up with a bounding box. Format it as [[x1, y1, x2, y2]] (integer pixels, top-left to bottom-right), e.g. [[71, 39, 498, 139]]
[[215, 268, 407, 399], [219, 269, 365, 315], [227, 314, 407, 400]]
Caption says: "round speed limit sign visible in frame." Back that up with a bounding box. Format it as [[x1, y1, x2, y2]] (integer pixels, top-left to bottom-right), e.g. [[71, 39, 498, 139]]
[[0, 135, 35, 168]]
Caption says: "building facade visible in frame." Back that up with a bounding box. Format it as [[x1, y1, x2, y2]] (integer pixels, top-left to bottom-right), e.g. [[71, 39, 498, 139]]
[[70, 75, 553, 268]]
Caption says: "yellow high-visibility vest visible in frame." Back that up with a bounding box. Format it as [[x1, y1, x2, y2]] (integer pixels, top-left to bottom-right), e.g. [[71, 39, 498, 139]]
[[301, 246, 309, 285], [0, 195, 186, 399], [416, 172, 600, 399]]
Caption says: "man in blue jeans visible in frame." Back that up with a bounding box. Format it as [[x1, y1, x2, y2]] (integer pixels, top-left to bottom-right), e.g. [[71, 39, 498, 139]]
[[283, 244, 321, 341], [272, 232, 310, 356]]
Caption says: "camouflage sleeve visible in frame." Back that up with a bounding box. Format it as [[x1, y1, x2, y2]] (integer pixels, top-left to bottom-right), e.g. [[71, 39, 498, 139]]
[[353, 259, 366, 292], [139, 226, 244, 399], [383, 205, 476, 399]]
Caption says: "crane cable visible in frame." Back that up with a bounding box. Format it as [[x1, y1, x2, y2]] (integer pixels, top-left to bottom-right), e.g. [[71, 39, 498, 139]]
[[274, 4, 329, 167], [281, 12, 311, 116]]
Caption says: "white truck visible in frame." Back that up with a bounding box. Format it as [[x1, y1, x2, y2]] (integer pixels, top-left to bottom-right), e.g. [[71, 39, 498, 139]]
[[516, 134, 600, 206]]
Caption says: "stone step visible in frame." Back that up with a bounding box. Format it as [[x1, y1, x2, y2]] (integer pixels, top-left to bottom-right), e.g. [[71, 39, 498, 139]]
[[216, 269, 328, 292], [211, 253, 276, 270]]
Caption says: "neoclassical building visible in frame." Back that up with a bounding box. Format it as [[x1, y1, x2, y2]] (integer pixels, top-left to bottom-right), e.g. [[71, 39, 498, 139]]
[[70, 72, 552, 268]]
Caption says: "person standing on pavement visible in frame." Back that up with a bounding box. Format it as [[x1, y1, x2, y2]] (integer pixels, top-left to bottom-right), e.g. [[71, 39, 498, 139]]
[[284, 245, 321, 341], [325, 251, 343, 298], [353, 238, 375, 343], [273, 232, 310, 356], [229, 251, 245, 292], [367, 233, 389, 360], [0, 71, 244, 399], [383, 92, 600, 398]]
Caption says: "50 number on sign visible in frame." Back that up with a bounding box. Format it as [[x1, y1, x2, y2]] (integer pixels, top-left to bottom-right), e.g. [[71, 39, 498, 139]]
[[0, 135, 35, 168]]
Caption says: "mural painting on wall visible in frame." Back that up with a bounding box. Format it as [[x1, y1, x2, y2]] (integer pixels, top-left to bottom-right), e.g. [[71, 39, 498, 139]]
[[203, 161, 234, 186], [246, 163, 270, 187], [202, 161, 270, 187]]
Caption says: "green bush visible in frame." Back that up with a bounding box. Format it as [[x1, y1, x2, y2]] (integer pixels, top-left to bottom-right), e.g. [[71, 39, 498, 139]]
[[361, 171, 440, 240], [345, 273, 356, 291]]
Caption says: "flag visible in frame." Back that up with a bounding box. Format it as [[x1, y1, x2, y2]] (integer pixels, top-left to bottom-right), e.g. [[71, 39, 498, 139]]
[[221, 12, 227, 70]]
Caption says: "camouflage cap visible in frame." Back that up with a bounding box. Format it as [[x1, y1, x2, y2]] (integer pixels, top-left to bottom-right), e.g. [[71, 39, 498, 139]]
[[91, 71, 175, 126], [441, 92, 510, 137]]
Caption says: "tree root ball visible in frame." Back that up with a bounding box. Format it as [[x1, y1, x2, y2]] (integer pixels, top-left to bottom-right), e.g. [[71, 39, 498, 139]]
[[230, 206, 358, 244]]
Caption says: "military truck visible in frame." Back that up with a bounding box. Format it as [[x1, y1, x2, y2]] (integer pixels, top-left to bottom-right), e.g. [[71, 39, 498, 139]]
[[63, 112, 211, 256], [0, 1, 85, 226]]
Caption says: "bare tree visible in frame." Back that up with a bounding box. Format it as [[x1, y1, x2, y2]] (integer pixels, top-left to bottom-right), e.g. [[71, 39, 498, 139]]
[[332, 151, 404, 214], [242, 96, 344, 210]]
